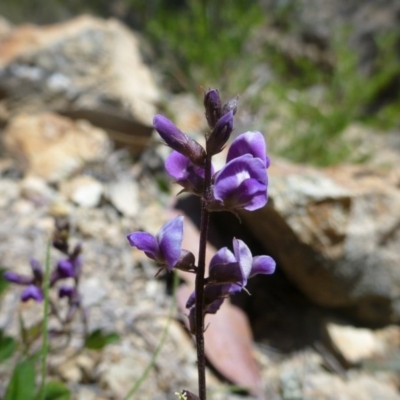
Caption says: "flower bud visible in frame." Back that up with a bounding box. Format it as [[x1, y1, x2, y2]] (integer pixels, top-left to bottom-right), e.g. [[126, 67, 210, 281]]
[[153, 115, 206, 167], [222, 95, 238, 116], [3, 271, 33, 285], [206, 111, 234, 156], [204, 88, 222, 129]]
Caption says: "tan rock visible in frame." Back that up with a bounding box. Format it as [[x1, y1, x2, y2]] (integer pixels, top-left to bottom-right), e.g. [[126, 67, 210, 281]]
[[240, 160, 400, 324], [0, 15, 159, 151], [3, 113, 111, 182], [326, 322, 385, 363]]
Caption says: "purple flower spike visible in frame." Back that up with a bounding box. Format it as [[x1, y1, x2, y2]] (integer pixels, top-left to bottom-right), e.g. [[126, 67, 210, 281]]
[[127, 216, 184, 270], [212, 154, 267, 211], [227, 131, 270, 168], [3, 271, 33, 285], [21, 284, 43, 302], [153, 115, 206, 167]]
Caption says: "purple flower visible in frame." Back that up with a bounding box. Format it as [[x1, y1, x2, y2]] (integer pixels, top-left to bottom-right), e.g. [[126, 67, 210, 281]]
[[211, 154, 267, 211], [208, 239, 275, 290], [227, 131, 270, 168], [153, 115, 206, 167], [56, 256, 82, 279], [3, 271, 33, 285], [21, 284, 43, 302], [209, 131, 270, 212], [127, 216, 184, 270], [165, 151, 215, 196]]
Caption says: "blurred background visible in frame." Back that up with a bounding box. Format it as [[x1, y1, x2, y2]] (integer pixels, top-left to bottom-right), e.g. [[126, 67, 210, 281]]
[[1, 0, 399, 165]]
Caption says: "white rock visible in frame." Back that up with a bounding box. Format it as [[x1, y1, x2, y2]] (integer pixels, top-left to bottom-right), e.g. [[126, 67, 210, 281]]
[[61, 175, 103, 208], [106, 180, 138, 217]]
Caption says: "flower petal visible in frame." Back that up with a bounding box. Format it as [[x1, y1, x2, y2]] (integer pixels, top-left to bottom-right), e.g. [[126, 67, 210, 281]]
[[227, 131, 267, 165], [21, 285, 43, 302], [250, 256, 276, 278], [233, 239, 253, 285], [127, 232, 160, 261], [165, 151, 190, 181], [209, 247, 236, 270], [3, 271, 33, 285], [213, 155, 267, 210], [157, 216, 184, 270]]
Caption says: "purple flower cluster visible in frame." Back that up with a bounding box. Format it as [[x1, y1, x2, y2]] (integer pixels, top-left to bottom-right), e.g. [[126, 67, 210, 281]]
[[127, 88, 276, 332], [3, 218, 83, 322]]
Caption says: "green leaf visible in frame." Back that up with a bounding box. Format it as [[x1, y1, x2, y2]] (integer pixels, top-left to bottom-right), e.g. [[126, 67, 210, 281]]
[[85, 329, 120, 350], [40, 380, 71, 400], [4, 358, 36, 400], [0, 268, 10, 297], [0, 330, 17, 362]]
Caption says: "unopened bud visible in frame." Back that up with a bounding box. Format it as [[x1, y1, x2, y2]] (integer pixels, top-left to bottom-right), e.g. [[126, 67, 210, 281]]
[[206, 111, 234, 155], [204, 88, 222, 129]]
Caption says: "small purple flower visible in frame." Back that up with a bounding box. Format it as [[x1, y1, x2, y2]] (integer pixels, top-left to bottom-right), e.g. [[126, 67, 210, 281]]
[[153, 115, 206, 167], [127, 216, 184, 270], [165, 151, 215, 196], [21, 284, 43, 302], [211, 154, 267, 211], [59, 285, 76, 299], [209, 131, 270, 212], [227, 130, 270, 168], [56, 256, 82, 279], [208, 239, 275, 289], [3, 271, 33, 285]]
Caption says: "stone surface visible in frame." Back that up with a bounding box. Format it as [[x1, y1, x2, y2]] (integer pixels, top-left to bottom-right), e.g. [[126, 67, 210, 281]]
[[60, 175, 104, 208], [240, 160, 400, 324], [2, 112, 111, 182], [0, 15, 159, 151]]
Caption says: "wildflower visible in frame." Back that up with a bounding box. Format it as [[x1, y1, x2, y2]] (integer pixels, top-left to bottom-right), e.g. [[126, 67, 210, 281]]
[[3, 258, 44, 302], [153, 115, 206, 167], [21, 284, 43, 302], [165, 151, 215, 196], [208, 238, 275, 289], [209, 131, 269, 212], [127, 216, 185, 271]]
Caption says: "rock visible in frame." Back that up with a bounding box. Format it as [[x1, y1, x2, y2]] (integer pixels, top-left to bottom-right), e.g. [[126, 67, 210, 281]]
[[2, 113, 111, 182], [326, 321, 387, 363], [20, 175, 56, 205], [60, 175, 103, 208], [0, 15, 159, 152], [240, 160, 400, 324], [0, 179, 19, 208], [105, 180, 139, 217]]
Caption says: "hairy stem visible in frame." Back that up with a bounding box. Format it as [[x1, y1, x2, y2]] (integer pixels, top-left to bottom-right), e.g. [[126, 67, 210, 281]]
[[195, 154, 213, 400]]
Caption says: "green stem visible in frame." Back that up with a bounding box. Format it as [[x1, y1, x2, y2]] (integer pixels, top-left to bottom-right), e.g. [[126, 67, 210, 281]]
[[38, 240, 51, 399]]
